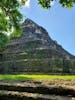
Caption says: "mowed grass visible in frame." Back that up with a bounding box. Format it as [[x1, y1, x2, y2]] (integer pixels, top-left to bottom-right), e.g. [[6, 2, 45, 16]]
[[0, 74, 75, 80]]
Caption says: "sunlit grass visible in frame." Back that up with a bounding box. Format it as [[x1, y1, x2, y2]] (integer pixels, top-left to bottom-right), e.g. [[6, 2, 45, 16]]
[[0, 74, 75, 80]]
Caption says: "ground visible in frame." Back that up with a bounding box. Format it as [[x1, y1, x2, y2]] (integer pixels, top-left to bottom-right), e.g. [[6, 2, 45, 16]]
[[0, 75, 75, 99]]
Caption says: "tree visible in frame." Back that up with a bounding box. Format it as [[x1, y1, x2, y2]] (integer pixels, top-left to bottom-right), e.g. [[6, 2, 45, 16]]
[[38, 0, 75, 9], [0, 0, 23, 36], [0, 0, 75, 50], [0, 33, 8, 51], [0, 0, 25, 50], [62, 59, 71, 73]]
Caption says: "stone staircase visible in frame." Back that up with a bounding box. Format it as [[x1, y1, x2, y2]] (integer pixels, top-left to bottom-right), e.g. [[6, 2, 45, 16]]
[[0, 81, 75, 100]]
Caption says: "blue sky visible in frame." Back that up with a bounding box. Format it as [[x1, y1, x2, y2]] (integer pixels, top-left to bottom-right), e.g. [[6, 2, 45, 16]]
[[20, 0, 75, 55]]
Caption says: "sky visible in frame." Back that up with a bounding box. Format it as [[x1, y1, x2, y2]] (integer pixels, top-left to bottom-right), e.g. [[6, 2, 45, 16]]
[[20, 0, 75, 55]]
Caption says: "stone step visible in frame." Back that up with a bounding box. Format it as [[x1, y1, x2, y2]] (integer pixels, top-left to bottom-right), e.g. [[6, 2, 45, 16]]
[[0, 90, 72, 100], [0, 58, 51, 63], [2, 49, 62, 61], [0, 82, 75, 97]]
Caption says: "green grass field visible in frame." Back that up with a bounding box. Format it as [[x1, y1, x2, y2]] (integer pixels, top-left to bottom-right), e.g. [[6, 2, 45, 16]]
[[0, 74, 75, 80]]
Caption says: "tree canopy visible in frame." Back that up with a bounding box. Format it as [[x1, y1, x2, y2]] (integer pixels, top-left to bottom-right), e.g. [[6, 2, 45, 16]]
[[38, 0, 75, 9], [0, 0, 75, 50]]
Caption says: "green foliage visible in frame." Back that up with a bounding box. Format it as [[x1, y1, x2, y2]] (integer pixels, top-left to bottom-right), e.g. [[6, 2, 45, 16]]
[[38, 0, 51, 9], [38, 0, 75, 8], [0, 0, 24, 49], [63, 59, 71, 73], [59, 0, 75, 8], [0, 33, 8, 51], [0, 0, 23, 34]]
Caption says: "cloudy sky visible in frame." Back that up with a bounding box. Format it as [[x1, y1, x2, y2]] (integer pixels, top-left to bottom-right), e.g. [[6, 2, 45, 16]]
[[20, 0, 75, 55]]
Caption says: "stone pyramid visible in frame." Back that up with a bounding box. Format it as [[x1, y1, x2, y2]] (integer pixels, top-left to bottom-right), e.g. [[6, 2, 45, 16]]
[[0, 18, 74, 74]]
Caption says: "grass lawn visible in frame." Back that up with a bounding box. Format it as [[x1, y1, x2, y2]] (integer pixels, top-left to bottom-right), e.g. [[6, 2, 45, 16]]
[[0, 74, 75, 80]]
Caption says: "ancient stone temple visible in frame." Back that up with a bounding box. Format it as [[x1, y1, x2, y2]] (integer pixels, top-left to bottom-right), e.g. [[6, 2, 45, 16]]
[[0, 18, 75, 74]]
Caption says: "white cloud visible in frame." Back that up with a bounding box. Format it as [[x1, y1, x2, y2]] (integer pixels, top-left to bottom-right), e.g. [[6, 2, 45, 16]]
[[25, 0, 30, 8], [50, 1, 55, 6]]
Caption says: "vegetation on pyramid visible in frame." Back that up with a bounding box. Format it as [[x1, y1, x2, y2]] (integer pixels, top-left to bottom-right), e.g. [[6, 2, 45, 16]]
[[0, 18, 75, 74]]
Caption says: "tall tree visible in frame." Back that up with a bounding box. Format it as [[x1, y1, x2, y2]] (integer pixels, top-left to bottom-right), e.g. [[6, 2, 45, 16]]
[[0, 0, 24, 50]]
